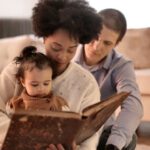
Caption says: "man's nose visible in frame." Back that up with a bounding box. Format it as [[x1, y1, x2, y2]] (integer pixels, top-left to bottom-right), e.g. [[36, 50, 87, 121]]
[[93, 40, 102, 51]]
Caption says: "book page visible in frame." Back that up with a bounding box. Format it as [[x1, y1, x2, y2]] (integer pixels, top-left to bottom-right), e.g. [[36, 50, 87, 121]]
[[76, 92, 130, 144]]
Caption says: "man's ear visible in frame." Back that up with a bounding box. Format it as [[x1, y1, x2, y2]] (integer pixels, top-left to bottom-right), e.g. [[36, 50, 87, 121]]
[[20, 78, 25, 87]]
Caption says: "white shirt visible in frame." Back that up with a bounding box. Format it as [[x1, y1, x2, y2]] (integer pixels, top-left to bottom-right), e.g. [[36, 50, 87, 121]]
[[0, 61, 101, 150]]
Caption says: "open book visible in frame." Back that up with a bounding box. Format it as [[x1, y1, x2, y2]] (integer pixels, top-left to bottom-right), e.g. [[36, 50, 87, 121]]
[[2, 92, 129, 150]]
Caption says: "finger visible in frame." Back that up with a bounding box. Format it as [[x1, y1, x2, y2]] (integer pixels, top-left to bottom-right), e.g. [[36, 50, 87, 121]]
[[72, 141, 77, 150], [48, 144, 57, 150], [57, 144, 65, 150]]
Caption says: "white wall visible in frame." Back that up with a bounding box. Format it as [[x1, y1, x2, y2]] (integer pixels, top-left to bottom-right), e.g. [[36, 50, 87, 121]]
[[88, 0, 150, 28], [0, 0, 149, 28], [0, 0, 38, 18]]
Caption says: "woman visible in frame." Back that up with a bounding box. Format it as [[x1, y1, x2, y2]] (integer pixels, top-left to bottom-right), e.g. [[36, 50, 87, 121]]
[[0, 0, 102, 149]]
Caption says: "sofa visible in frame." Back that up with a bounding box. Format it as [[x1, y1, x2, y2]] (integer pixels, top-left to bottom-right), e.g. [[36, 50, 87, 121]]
[[0, 18, 33, 38], [0, 19, 149, 143], [0, 35, 44, 73]]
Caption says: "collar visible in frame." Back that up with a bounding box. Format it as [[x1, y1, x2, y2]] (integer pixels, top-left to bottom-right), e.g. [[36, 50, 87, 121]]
[[73, 44, 115, 71], [102, 50, 114, 70], [21, 90, 54, 110]]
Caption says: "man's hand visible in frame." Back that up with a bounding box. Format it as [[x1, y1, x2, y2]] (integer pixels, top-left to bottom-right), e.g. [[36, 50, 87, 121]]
[[105, 144, 119, 150]]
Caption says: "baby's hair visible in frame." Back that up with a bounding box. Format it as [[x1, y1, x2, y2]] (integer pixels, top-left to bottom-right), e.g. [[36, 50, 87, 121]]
[[14, 46, 53, 81]]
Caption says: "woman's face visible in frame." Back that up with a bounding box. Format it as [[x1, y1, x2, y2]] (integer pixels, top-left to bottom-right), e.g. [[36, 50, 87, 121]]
[[44, 29, 78, 75]]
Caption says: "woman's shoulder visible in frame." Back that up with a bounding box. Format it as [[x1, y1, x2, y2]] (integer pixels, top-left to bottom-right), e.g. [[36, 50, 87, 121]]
[[53, 62, 98, 84], [70, 62, 97, 81], [1, 61, 18, 75], [68, 62, 99, 90], [52, 62, 99, 94]]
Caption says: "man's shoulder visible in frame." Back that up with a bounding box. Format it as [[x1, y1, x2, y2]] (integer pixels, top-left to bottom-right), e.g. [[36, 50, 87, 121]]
[[111, 50, 133, 68], [113, 50, 131, 61]]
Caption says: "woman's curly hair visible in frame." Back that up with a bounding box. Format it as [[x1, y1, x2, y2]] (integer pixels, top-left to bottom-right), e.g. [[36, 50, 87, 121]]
[[32, 0, 102, 44]]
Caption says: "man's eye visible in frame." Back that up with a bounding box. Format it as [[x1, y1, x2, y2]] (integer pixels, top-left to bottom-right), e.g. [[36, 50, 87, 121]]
[[104, 41, 112, 46]]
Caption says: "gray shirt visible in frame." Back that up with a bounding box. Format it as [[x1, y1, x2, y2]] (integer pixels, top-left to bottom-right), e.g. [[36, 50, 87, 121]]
[[73, 45, 143, 149]]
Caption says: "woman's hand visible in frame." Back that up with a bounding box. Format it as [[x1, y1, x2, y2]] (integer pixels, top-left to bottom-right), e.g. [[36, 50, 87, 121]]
[[46, 142, 77, 150], [46, 144, 65, 150]]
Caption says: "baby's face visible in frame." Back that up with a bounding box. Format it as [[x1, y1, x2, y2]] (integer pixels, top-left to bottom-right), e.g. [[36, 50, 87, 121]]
[[21, 67, 52, 97]]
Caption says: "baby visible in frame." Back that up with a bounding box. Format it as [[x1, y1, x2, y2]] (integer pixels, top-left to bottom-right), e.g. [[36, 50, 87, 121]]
[[7, 46, 69, 112]]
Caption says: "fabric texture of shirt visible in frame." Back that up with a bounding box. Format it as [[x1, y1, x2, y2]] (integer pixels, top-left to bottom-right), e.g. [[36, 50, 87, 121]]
[[6, 89, 69, 113], [0, 60, 101, 150], [73, 45, 143, 150]]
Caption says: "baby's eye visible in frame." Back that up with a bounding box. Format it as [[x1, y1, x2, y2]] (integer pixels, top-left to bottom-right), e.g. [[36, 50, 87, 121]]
[[68, 49, 75, 54], [31, 84, 38, 87], [44, 83, 49, 86]]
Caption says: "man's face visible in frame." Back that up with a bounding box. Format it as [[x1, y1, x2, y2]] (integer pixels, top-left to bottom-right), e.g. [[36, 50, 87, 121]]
[[21, 67, 52, 97], [44, 29, 78, 75], [84, 25, 119, 65]]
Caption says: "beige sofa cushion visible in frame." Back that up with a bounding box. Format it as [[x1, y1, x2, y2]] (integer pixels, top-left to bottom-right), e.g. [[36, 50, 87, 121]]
[[116, 28, 150, 69], [135, 69, 150, 94], [0, 35, 44, 73]]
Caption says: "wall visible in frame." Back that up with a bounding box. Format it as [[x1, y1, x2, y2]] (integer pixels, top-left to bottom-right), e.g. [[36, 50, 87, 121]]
[[0, 0, 149, 28], [0, 0, 38, 18], [88, 0, 150, 28]]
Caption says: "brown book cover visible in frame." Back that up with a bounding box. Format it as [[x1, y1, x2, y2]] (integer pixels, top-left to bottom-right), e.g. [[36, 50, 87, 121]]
[[2, 92, 129, 150]]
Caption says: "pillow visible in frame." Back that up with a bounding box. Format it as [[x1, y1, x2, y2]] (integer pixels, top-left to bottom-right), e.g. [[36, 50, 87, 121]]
[[116, 28, 150, 69], [0, 35, 44, 73]]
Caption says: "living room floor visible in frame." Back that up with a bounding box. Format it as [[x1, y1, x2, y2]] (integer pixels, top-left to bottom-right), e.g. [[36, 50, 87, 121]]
[[137, 137, 150, 150], [136, 95, 150, 150]]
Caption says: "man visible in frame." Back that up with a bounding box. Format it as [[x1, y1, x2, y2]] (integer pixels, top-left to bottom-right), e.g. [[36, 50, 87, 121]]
[[73, 8, 143, 150]]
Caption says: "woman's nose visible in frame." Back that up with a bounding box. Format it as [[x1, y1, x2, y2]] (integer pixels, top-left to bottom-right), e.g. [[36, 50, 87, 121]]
[[57, 53, 67, 62]]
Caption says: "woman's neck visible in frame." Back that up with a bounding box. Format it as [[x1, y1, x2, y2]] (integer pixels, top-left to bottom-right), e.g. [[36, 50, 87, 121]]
[[52, 63, 70, 79]]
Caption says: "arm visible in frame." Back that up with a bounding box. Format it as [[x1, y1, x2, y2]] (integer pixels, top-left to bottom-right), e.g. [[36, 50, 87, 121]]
[[106, 61, 143, 149], [0, 111, 10, 147], [0, 62, 18, 145]]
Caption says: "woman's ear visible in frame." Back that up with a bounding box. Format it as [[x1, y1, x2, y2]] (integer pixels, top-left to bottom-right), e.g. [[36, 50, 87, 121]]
[[20, 78, 25, 87]]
